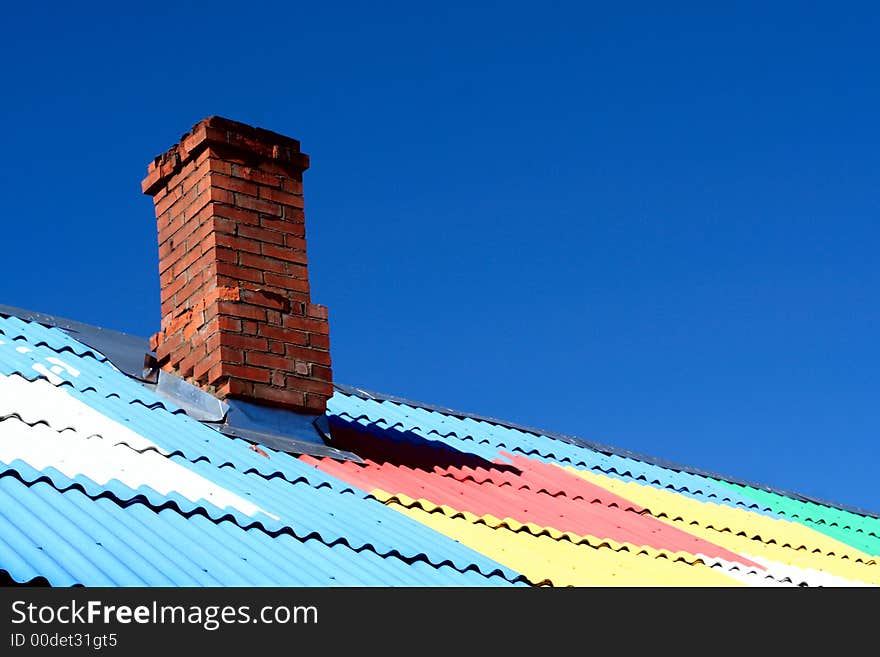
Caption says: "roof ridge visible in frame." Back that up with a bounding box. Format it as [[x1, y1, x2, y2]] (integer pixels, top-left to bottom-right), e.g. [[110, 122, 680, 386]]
[[333, 382, 880, 520]]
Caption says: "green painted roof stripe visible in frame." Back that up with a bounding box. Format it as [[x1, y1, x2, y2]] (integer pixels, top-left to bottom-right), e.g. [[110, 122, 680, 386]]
[[718, 481, 880, 557]]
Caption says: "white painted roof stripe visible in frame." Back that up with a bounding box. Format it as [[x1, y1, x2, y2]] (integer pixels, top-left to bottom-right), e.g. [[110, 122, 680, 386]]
[[0, 373, 169, 455], [0, 416, 275, 521], [743, 553, 877, 587]]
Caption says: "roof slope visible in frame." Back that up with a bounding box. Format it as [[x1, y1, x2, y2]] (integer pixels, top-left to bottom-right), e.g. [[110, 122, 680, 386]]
[[0, 313, 877, 587]]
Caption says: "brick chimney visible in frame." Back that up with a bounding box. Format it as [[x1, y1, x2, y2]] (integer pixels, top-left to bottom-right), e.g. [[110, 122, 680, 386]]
[[142, 116, 332, 414]]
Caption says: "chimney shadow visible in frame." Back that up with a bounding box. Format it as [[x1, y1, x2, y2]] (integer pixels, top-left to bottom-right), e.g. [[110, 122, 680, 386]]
[[327, 415, 522, 476]]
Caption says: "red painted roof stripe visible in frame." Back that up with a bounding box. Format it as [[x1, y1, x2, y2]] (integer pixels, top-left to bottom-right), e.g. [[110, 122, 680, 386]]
[[302, 454, 763, 568]]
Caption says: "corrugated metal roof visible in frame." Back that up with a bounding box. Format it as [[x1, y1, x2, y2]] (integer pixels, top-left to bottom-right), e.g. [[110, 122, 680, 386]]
[[318, 394, 879, 586], [0, 318, 525, 587], [0, 311, 877, 586]]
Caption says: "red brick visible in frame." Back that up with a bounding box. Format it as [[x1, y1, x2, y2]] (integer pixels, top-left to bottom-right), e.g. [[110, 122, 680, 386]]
[[256, 160, 299, 177], [180, 159, 211, 196], [202, 302, 219, 325], [153, 184, 184, 217], [177, 351, 201, 378], [286, 375, 334, 396], [218, 345, 244, 363], [156, 333, 184, 361], [239, 288, 290, 311], [213, 247, 237, 264], [294, 361, 310, 375], [280, 178, 303, 194], [159, 264, 176, 286], [157, 238, 175, 262], [307, 303, 328, 320], [188, 219, 222, 254], [161, 272, 187, 300], [311, 364, 332, 381], [215, 262, 265, 285], [263, 272, 310, 294], [283, 235, 307, 252], [171, 244, 206, 277], [207, 157, 233, 176], [268, 340, 285, 355], [283, 315, 329, 335], [219, 332, 269, 351], [241, 319, 259, 335], [284, 344, 332, 366], [233, 193, 279, 216], [261, 243, 308, 265], [237, 224, 285, 245], [175, 274, 211, 309], [282, 205, 306, 221], [258, 186, 304, 208], [207, 363, 226, 385], [212, 204, 260, 227], [245, 351, 291, 370], [156, 213, 186, 246], [217, 300, 267, 322], [270, 221, 305, 239], [222, 363, 272, 383], [209, 172, 259, 197], [303, 393, 328, 413], [215, 233, 262, 255], [238, 252, 287, 274], [193, 357, 214, 382], [217, 378, 255, 398], [204, 330, 222, 353], [182, 319, 201, 340], [260, 216, 302, 234], [230, 164, 282, 188], [249, 384, 305, 410], [309, 333, 330, 350], [257, 324, 308, 345], [271, 370, 286, 387], [216, 316, 242, 333]]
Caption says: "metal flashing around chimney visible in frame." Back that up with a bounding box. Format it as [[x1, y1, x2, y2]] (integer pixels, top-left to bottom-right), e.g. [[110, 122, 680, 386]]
[[144, 366, 229, 422], [0, 304, 155, 381], [0, 303, 358, 461], [214, 398, 362, 462]]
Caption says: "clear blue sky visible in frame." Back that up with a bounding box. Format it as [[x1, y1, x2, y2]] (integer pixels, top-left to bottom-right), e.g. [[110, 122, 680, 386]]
[[1, 2, 878, 514]]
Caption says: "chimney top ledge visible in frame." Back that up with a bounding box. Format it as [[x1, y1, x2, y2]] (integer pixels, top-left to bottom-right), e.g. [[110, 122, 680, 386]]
[[142, 115, 309, 196]]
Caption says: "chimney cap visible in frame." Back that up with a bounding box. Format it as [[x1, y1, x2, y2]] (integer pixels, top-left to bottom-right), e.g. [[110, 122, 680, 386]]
[[142, 115, 309, 196]]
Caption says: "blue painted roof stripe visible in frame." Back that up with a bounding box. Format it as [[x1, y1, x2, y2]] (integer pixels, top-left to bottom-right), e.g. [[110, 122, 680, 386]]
[[0, 473, 518, 587], [1, 445, 523, 583], [0, 315, 111, 363], [0, 475, 119, 586]]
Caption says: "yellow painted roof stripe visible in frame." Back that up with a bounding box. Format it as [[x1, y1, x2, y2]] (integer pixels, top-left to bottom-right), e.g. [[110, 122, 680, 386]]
[[370, 488, 705, 565], [562, 465, 880, 585], [385, 501, 743, 587]]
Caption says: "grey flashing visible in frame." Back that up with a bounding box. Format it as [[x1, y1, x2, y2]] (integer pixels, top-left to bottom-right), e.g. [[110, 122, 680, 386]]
[[0, 304, 154, 381], [217, 398, 362, 461], [146, 369, 229, 422], [334, 383, 880, 520], [214, 423, 362, 462], [0, 303, 358, 461]]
